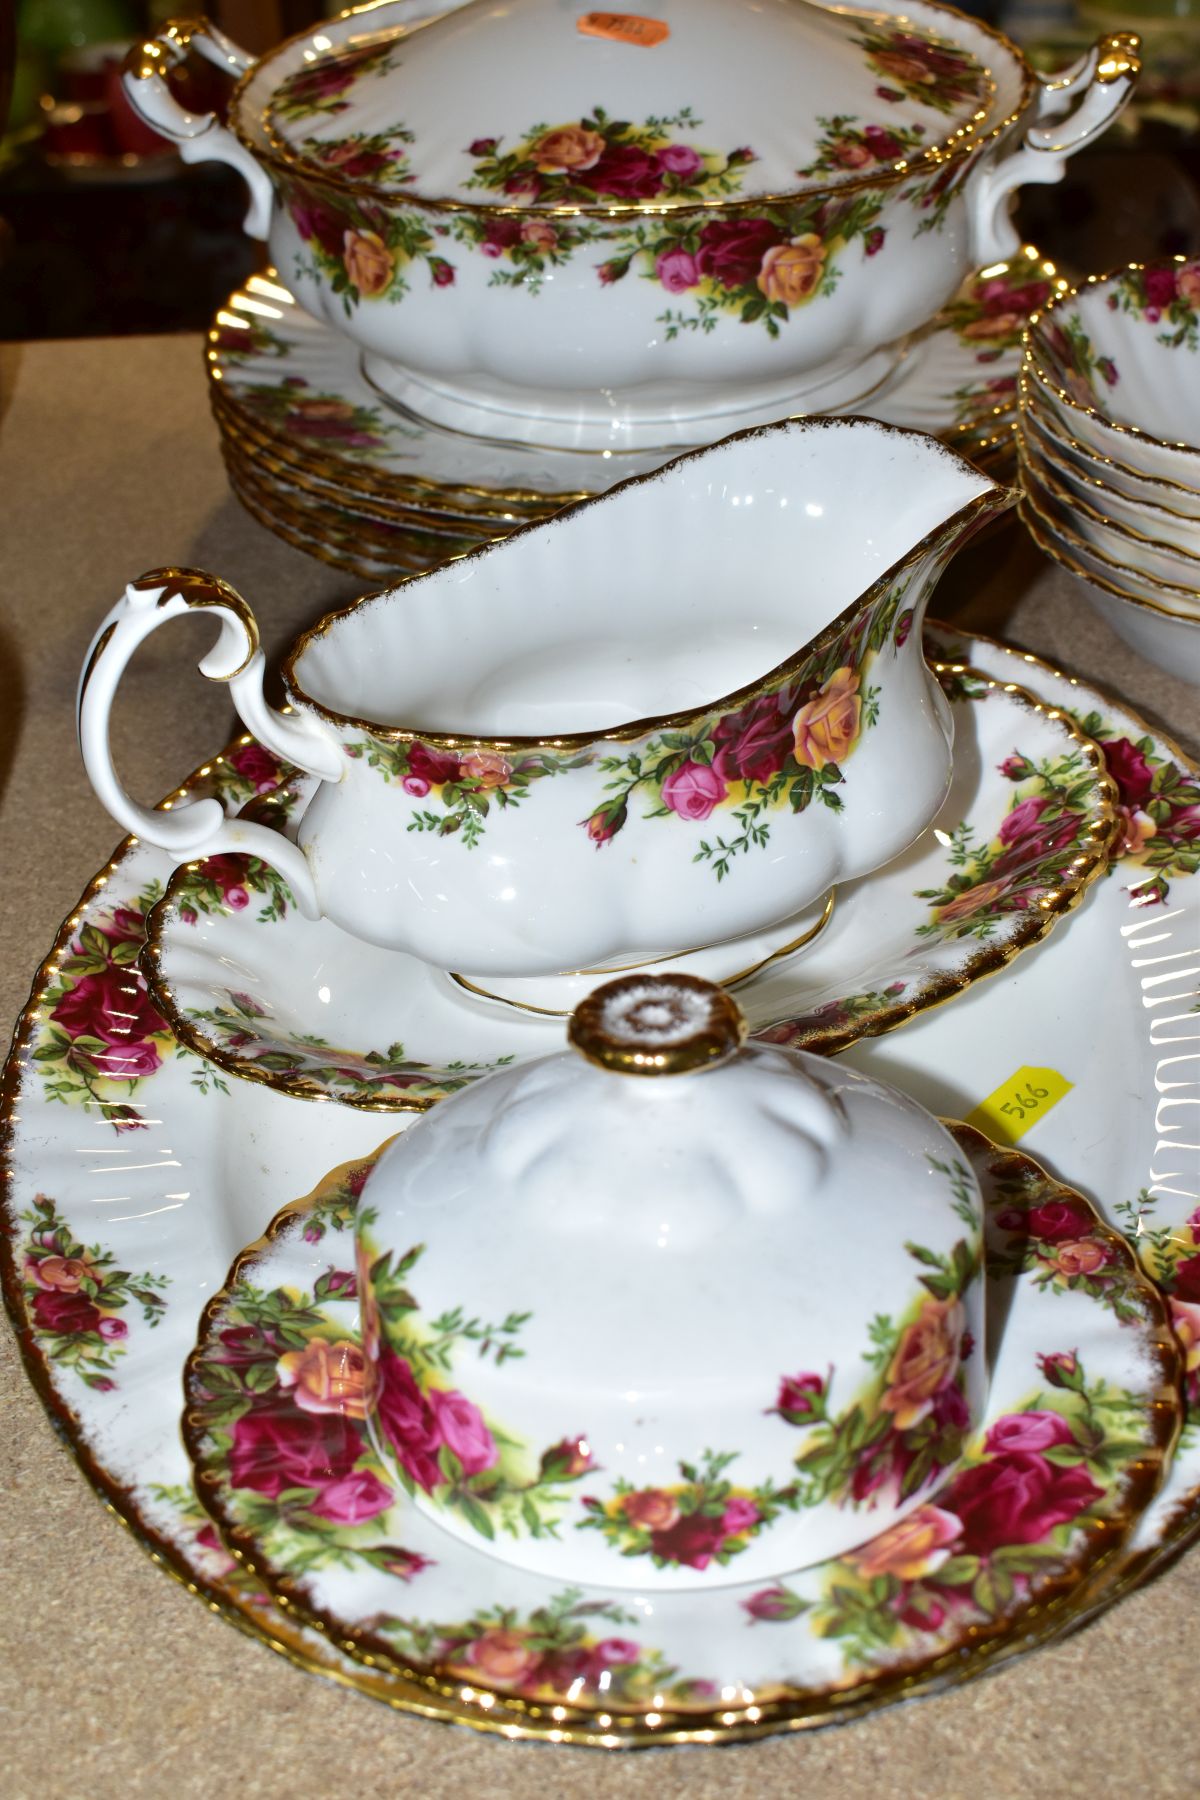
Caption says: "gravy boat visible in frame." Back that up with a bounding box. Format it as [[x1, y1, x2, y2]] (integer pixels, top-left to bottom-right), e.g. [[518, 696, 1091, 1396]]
[[79, 417, 1013, 978]]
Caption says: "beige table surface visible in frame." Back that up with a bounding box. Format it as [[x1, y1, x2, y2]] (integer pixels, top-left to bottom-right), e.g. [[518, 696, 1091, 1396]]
[[1, 335, 1199, 1800]]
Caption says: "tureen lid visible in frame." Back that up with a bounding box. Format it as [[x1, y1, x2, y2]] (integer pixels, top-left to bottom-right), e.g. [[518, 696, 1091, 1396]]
[[260, 0, 997, 209]]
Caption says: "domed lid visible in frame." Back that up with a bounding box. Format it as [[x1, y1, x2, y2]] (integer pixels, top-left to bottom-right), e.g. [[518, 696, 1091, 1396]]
[[259, 0, 998, 209], [356, 975, 987, 1588]]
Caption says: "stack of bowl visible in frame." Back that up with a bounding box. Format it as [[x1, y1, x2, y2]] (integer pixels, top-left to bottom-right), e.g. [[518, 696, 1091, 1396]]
[[1017, 258, 1200, 681]]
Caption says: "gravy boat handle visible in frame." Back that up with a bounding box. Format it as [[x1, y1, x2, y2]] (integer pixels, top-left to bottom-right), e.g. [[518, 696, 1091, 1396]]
[[78, 570, 343, 917]]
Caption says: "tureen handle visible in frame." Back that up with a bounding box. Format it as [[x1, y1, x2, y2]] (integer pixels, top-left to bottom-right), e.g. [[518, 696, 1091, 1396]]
[[966, 33, 1140, 266], [78, 570, 344, 918], [121, 19, 273, 239]]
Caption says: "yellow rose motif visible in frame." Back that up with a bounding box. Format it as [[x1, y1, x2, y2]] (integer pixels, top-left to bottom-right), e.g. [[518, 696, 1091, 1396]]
[[1169, 1299, 1200, 1375], [1177, 264, 1200, 309], [343, 228, 394, 298], [277, 1336, 374, 1418], [935, 877, 1007, 924], [792, 666, 862, 770], [532, 125, 604, 172], [520, 219, 559, 253], [464, 1628, 540, 1683], [461, 750, 513, 789], [757, 233, 826, 308], [848, 1504, 962, 1580], [880, 1296, 965, 1430]]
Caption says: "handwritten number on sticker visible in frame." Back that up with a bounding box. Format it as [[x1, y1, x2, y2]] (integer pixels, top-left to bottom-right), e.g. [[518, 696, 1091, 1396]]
[[964, 1066, 1073, 1145], [577, 12, 671, 48]]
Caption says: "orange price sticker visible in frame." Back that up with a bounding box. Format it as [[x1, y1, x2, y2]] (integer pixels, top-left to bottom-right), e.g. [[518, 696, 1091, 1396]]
[[963, 1066, 1073, 1146], [577, 12, 670, 48]]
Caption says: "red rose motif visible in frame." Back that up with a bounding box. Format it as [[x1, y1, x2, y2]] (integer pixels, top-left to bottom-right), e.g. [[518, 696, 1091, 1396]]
[[373, 1350, 443, 1493], [482, 216, 523, 256], [31, 1288, 102, 1335], [695, 217, 783, 289], [290, 197, 348, 261], [1100, 737, 1155, 808], [584, 144, 665, 200], [997, 795, 1051, 845], [431, 259, 456, 287], [1143, 266, 1177, 311], [713, 695, 794, 785], [51, 966, 167, 1051], [468, 137, 498, 157], [649, 1509, 730, 1569], [407, 742, 461, 788], [864, 227, 886, 257], [996, 1199, 1093, 1243], [229, 742, 283, 792], [863, 125, 903, 159], [947, 1450, 1103, 1553], [772, 1370, 827, 1423], [227, 1403, 363, 1498], [1171, 1251, 1200, 1301]]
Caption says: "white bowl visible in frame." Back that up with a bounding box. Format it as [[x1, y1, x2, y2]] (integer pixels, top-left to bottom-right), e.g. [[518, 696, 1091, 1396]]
[[1022, 498, 1200, 682], [356, 974, 988, 1587], [1024, 259, 1200, 485], [124, 4, 1139, 450], [1021, 450, 1200, 597], [1021, 431, 1200, 576], [1018, 391, 1200, 522]]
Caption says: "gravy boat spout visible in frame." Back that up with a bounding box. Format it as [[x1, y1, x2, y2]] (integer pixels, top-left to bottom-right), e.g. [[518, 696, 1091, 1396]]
[[80, 417, 1014, 978]]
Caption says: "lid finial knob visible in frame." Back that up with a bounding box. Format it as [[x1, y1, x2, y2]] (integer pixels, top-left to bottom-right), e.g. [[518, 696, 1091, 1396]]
[[568, 973, 747, 1076]]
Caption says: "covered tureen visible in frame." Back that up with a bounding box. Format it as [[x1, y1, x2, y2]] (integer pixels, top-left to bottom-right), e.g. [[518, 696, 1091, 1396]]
[[355, 975, 986, 1588], [127, 2, 1138, 448]]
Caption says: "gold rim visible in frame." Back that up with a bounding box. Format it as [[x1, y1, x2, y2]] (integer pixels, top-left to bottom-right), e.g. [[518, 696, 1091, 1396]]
[[1018, 366, 1200, 501], [221, 439, 494, 554], [2, 641, 1194, 1745], [213, 396, 554, 528], [227, 0, 1028, 217], [1020, 492, 1200, 622], [1022, 435, 1200, 569], [449, 892, 837, 1019], [227, 469, 429, 580], [279, 417, 1015, 751], [139, 660, 1120, 1109], [1020, 402, 1200, 524], [1024, 257, 1200, 456], [1020, 475, 1200, 611], [177, 1118, 1179, 1737]]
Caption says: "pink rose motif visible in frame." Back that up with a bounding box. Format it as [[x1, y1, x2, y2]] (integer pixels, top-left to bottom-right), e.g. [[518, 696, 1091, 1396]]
[[520, 219, 558, 253], [1177, 262, 1200, 308], [309, 1468, 393, 1525], [427, 1386, 498, 1476], [998, 795, 1050, 845], [590, 1636, 640, 1665], [721, 1496, 761, 1535], [430, 258, 455, 287], [97, 1315, 128, 1340], [224, 886, 250, 911], [831, 139, 871, 169], [460, 750, 512, 790], [656, 143, 702, 179], [467, 1629, 540, 1685], [372, 1350, 443, 1493], [984, 1410, 1075, 1455], [947, 1451, 1103, 1553], [656, 247, 700, 294], [1170, 1251, 1200, 1302], [1050, 1238, 1111, 1278], [995, 1198, 1093, 1242], [661, 756, 728, 821]]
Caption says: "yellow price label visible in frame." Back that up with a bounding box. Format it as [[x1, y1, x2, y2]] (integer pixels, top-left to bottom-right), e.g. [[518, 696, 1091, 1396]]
[[964, 1066, 1073, 1145]]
